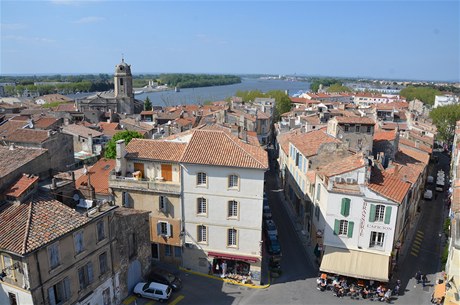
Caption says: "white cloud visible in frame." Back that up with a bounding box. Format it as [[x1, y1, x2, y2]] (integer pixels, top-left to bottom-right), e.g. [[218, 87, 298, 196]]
[[72, 16, 105, 24], [1, 23, 27, 30], [3, 35, 55, 43]]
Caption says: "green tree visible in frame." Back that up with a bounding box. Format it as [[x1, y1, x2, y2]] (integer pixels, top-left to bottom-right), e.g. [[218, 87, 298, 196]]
[[267, 90, 292, 121], [429, 104, 460, 144], [104, 130, 144, 159], [144, 96, 152, 111], [327, 83, 351, 92], [400, 86, 441, 106]]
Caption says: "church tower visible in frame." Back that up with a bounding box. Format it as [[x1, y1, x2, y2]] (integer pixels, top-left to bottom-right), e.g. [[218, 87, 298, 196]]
[[114, 57, 133, 98]]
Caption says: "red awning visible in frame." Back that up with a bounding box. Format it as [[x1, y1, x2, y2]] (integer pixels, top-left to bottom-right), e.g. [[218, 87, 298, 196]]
[[207, 251, 259, 263]]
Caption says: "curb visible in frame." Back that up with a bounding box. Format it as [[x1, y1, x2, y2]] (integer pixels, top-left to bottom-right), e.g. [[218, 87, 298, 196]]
[[179, 267, 271, 289]]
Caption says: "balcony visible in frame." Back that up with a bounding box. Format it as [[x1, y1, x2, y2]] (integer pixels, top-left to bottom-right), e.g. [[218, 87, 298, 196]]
[[109, 173, 181, 194]]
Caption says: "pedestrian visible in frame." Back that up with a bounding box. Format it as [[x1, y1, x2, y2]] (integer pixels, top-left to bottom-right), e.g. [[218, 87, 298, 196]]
[[415, 270, 422, 284], [221, 260, 227, 278], [422, 274, 428, 287]]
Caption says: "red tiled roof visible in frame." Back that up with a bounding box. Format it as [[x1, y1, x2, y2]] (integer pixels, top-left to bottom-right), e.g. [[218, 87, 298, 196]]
[[10, 115, 30, 121], [0, 194, 91, 255], [399, 138, 432, 154], [381, 122, 408, 131], [334, 116, 375, 125], [4, 174, 39, 197], [33, 117, 59, 129], [126, 138, 187, 162], [54, 103, 77, 112], [0, 120, 28, 138], [5, 129, 50, 144], [318, 154, 365, 177], [36, 94, 72, 103], [0, 146, 48, 178], [374, 130, 397, 142], [181, 130, 268, 169], [75, 158, 115, 195], [290, 97, 309, 104], [399, 146, 430, 165], [368, 168, 411, 204], [62, 124, 103, 138], [290, 128, 341, 157]]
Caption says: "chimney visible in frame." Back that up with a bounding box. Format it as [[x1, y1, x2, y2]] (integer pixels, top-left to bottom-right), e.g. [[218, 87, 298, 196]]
[[108, 109, 113, 123], [115, 140, 127, 176], [87, 133, 93, 154], [64, 117, 69, 126], [51, 178, 57, 189]]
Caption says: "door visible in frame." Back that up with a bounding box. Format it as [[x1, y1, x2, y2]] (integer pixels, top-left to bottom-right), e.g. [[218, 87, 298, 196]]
[[127, 260, 142, 293], [151, 243, 159, 260], [161, 164, 172, 181], [134, 162, 145, 178]]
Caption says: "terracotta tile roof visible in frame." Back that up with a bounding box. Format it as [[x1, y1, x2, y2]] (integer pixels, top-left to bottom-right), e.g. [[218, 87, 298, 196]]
[[175, 118, 194, 127], [318, 154, 365, 177], [75, 158, 115, 195], [33, 117, 59, 129], [389, 152, 425, 185], [120, 118, 155, 132], [198, 123, 260, 146], [10, 115, 30, 121], [54, 103, 77, 112], [381, 122, 408, 131], [98, 122, 121, 137], [290, 97, 309, 104], [0, 193, 91, 255], [0, 120, 28, 138], [399, 138, 432, 154], [4, 174, 39, 197], [5, 129, 50, 144], [374, 130, 397, 142], [334, 116, 375, 125], [290, 128, 341, 157], [375, 102, 409, 110], [306, 171, 316, 183], [399, 146, 430, 164], [301, 115, 321, 125], [0, 146, 48, 178], [36, 94, 72, 103], [126, 138, 187, 162], [408, 130, 434, 146], [62, 124, 103, 138], [368, 168, 411, 204], [181, 130, 268, 169]]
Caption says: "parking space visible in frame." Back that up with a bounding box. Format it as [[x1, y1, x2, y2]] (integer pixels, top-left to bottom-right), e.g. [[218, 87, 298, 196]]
[[122, 294, 184, 305]]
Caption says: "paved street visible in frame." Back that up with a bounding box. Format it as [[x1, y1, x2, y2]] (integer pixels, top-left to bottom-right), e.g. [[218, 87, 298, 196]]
[[125, 151, 450, 305]]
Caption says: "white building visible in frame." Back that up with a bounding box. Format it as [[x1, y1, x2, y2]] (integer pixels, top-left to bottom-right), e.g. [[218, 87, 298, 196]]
[[178, 129, 268, 283], [434, 94, 459, 108], [314, 154, 411, 282]]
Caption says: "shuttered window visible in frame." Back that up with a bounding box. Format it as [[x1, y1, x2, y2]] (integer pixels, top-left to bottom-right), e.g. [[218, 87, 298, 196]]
[[341, 198, 351, 217], [384, 206, 392, 224]]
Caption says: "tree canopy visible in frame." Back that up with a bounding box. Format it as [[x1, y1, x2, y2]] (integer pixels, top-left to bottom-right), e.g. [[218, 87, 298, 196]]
[[104, 130, 144, 159], [235, 90, 292, 121], [429, 104, 460, 144], [158, 74, 241, 89], [400, 86, 441, 106], [144, 96, 152, 111], [310, 78, 344, 92], [326, 83, 352, 92]]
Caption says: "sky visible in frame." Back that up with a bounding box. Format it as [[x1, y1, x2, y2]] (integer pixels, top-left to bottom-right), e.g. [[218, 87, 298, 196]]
[[1, 0, 459, 81]]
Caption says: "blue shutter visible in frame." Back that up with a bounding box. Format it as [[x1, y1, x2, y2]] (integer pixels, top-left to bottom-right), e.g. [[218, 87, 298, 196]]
[[384, 206, 392, 224], [48, 287, 56, 305]]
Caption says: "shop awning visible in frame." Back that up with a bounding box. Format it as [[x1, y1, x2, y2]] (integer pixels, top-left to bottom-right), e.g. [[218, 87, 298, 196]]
[[433, 282, 446, 300], [207, 251, 259, 263], [320, 246, 390, 282]]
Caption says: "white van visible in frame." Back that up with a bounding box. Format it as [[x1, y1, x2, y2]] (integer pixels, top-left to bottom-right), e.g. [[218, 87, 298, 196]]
[[133, 281, 172, 302]]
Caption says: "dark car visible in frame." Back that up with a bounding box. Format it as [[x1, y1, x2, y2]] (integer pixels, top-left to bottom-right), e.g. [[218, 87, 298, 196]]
[[148, 268, 182, 291], [267, 234, 281, 255]]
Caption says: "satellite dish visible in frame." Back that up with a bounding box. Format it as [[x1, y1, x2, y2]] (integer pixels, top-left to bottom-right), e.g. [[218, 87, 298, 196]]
[[73, 194, 80, 201]]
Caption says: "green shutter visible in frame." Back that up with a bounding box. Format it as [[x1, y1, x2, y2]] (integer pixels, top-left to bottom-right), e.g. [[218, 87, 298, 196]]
[[369, 204, 376, 222], [334, 219, 340, 235], [341, 198, 351, 217], [384, 206, 392, 224], [347, 221, 354, 238]]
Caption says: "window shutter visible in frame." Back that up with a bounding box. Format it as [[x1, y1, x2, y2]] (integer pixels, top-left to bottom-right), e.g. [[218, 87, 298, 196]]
[[157, 223, 162, 236], [334, 219, 340, 235], [164, 198, 169, 213], [347, 221, 354, 238], [48, 287, 56, 305], [384, 206, 392, 224], [88, 262, 94, 283], [64, 277, 71, 300], [166, 223, 172, 237], [369, 204, 376, 222], [341, 198, 350, 217]]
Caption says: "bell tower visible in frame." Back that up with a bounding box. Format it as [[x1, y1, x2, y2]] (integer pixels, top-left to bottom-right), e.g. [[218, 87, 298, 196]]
[[114, 57, 133, 98]]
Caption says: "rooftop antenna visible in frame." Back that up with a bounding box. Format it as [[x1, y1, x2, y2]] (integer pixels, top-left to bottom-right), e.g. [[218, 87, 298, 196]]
[[121, 53, 124, 63]]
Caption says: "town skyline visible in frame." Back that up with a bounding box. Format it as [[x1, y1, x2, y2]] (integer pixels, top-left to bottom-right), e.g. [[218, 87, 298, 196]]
[[1, 0, 459, 82]]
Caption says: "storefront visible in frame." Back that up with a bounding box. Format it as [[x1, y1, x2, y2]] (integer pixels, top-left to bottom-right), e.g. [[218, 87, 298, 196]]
[[207, 251, 261, 284]]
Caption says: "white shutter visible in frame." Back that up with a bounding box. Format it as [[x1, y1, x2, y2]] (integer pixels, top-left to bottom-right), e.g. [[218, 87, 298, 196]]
[[166, 223, 171, 237], [157, 222, 162, 236]]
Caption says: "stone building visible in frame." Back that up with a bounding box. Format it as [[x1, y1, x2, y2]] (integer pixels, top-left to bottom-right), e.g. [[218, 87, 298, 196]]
[[326, 116, 376, 155], [76, 59, 143, 118]]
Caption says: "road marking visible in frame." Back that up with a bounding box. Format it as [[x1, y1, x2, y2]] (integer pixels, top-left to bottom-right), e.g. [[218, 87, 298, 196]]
[[146, 301, 156, 305], [415, 234, 423, 240], [417, 231, 424, 236], [411, 251, 418, 257], [169, 295, 184, 305], [122, 296, 137, 305], [413, 239, 422, 246]]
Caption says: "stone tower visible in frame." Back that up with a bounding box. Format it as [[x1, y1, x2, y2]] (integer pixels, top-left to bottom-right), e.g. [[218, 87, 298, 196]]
[[114, 58, 133, 98]]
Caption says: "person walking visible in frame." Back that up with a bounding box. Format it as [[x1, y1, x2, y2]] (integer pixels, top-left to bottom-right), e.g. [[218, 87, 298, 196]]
[[422, 274, 428, 287], [415, 270, 422, 284]]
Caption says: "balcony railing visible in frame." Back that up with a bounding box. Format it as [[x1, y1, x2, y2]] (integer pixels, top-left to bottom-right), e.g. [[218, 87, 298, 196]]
[[109, 172, 181, 194]]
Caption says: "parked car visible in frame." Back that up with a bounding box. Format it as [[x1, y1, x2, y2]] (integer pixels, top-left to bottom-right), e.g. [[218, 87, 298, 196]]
[[265, 219, 278, 236], [427, 176, 434, 184], [133, 282, 172, 302], [424, 189, 433, 200], [148, 267, 182, 290], [267, 234, 281, 255]]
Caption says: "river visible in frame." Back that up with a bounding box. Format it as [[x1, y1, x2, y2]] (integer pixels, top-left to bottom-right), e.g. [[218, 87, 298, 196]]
[[136, 78, 310, 106]]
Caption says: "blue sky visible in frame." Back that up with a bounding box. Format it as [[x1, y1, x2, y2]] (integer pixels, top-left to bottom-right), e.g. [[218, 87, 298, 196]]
[[1, 0, 459, 81]]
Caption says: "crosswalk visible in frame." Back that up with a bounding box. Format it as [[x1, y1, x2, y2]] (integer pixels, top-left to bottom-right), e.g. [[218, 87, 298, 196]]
[[410, 230, 424, 257]]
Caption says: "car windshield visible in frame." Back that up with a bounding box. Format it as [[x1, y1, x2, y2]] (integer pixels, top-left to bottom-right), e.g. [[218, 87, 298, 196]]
[[143, 283, 150, 291]]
